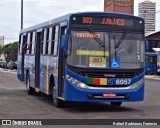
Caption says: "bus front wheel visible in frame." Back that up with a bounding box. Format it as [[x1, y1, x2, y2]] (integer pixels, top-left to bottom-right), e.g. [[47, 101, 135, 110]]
[[53, 96, 64, 108], [110, 102, 122, 107]]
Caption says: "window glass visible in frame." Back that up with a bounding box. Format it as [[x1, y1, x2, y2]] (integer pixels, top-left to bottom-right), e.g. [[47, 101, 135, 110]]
[[43, 29, 47, 54], [23, 35, 27, 54], [48, 27, 53, 54], [67, 31, 145, 69], [53, 26, 59, 55], [26, 33, 30, 54], [31, 32, 36, 54], [110, 33, 145, 69], [42, 28, 49, 54], [145, 55, 149, 63], [51, 27, 55, 54], [29, 33, 33, 54], [20, 35, 23, 54]]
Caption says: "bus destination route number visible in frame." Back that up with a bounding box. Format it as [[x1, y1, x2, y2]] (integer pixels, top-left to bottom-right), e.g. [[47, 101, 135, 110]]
[[89, 57, 106, 68], [82, 17, 125, 26]]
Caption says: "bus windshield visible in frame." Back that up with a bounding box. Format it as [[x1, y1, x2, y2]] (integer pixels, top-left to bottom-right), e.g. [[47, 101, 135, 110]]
[[67, 31, 145, 69]]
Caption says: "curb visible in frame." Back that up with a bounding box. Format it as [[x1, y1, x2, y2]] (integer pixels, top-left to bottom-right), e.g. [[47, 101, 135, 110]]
[[145, 75, 160, 80]]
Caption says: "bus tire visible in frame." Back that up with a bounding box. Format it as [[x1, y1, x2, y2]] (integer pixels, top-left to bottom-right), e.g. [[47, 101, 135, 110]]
[[110, 102, 122, 107], [26, 73, 34, 95], [49, 75, 54, 96], [53, 96, 64, 108]]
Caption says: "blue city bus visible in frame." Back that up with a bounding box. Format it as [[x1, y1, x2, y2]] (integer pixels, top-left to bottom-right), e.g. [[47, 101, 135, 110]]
[[17, 12, 145, 107], [145, 52, 158, 75]]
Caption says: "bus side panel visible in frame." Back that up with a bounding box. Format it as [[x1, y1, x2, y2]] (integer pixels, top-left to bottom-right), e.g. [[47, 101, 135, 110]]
[[48, 56, 59, 96], [39, 55, 52, 94], [29, 56, 35, 89], [23, 55, 28, 84], [17, 55, 22, 81], [39, 55, 45, 93], [158, 54, 160, 75]]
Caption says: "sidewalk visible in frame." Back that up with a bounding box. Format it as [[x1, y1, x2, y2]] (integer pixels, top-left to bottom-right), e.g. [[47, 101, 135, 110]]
[[145, 75, 160, 80]]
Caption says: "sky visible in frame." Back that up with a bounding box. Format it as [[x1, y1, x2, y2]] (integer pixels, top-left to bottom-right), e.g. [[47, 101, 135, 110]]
[[0, 0, 160, 44]]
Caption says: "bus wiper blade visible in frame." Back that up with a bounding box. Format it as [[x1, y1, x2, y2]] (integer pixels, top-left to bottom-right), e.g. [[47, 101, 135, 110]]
[[115, 31, 127, 49], [88, 28, 105, 47]]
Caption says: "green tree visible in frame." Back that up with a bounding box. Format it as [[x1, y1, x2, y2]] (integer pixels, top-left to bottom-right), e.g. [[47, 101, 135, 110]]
[[0, 45, 2, 54], [2, 41, 18, 62]]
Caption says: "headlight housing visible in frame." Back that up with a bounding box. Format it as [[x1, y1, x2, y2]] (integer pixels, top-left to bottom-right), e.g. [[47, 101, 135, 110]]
[[129, 78, 144, 89], [66, 75, 88, 89]]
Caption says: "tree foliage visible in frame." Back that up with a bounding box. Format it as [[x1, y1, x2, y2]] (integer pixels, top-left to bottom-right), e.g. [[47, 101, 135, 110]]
[[0, 45, 2, 54], [1, 41, 18, 62]]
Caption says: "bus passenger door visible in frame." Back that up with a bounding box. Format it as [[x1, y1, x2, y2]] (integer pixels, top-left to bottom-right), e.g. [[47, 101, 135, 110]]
[[58, 25, 67, 98], [35, 29, 43, 92], [20, 34, 27, 82]]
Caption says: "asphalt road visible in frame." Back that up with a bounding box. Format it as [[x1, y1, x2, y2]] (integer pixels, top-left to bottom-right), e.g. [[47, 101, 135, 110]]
[[0, 68, 160, 127]]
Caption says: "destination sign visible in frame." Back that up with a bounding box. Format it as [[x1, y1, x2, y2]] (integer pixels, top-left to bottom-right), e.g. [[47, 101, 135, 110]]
[[70, 15, 143, 27]]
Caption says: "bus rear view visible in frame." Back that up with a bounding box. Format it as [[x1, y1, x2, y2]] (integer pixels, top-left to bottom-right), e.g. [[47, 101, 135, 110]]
[[63, 13, 145, 107]]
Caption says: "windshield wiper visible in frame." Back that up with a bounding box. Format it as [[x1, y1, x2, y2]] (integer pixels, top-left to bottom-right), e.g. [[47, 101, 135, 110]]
[[87, 29, 106, 58], [113, 31, 127, 59], [88, 28, 105, 47], [115, 31, 127, 49]]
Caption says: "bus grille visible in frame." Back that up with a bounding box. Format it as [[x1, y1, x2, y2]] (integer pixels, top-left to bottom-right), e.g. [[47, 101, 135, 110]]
[[80, 71, 137, 78]]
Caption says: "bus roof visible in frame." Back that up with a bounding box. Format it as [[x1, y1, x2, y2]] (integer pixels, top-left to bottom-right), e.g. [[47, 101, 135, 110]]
[[20, 12, 144, 34]]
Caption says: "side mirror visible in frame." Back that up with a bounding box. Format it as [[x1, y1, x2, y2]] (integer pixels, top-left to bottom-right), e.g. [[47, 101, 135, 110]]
[[145, 40, 149, 52], [61, 35, 66, 49]]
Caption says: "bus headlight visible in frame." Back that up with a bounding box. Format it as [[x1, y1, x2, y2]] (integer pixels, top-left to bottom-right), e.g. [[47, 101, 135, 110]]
[[66, 75, 88, 89], [79, 83, 86, 88], [129, 78, 144, 89]]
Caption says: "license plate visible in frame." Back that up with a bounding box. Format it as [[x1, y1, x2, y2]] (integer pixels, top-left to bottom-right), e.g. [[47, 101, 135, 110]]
[[89, 57, 106, 68], [103, 92, 116, 97]]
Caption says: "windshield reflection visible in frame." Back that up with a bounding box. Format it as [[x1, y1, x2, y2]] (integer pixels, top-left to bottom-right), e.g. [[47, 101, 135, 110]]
[[67, 31, 145, 69]]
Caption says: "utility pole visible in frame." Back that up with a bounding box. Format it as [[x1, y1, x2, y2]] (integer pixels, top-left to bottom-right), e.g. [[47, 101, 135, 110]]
[[21, 0, 23, 29]]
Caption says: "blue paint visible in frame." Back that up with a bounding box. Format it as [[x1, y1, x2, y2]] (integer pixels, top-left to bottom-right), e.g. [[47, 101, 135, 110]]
[[110, 58, 120, 69]]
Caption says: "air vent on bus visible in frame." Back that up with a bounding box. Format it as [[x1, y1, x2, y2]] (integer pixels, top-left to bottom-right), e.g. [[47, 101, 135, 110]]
[[80, 72, 137, 78]]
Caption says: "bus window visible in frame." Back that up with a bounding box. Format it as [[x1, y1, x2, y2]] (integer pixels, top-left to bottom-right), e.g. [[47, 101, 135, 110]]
[[153, 56, 157, 64], [53, 25, 59, 55], [43, 28, 49, 54], [23, 34, 27, 54], [29, 33, 33, 54], [46, 28, 49, 54], [50, 27, 55, 54], [149, 57, 153, 64], [145, 55, 149, 63], [20, 35, 23, 54], [48, 27, 53, 54], [26, 33, 30, 54], [31, 32, 36, 55], [43, 29, 47, 54], [41, 30, 44, 54]]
